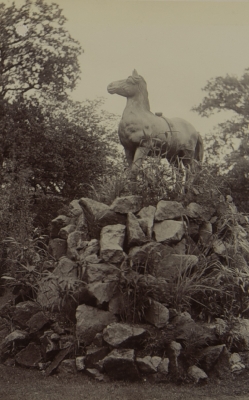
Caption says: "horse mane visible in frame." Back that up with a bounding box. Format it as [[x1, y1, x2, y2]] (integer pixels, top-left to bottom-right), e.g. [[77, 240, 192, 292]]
[[130, 75, 150, 110]]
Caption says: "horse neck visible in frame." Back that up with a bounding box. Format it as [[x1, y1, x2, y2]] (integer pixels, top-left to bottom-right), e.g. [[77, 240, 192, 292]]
[[125, 92, 150, 112]]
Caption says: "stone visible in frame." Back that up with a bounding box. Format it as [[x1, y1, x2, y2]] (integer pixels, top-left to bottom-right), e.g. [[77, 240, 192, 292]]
[[48, 238, 67, 260], [67, 230, 89, 259], [79, 239, 99, 261], [58, 224, 76, 240], [26, 311, 50, 333], [79, 198, 109, 218], [15, 343, 42, 368], [50, 215, 71, 238], [76, 356, 86, 371], [199, 222, 212, 245], [144, 299, 169, 328], [229, 353, 241, 365], [127, 212, 147, 247], [213, 239, 227, 255], [93, 333, 104, 347], [110, 196, 143, 214], [231, 362, 245, 373], [53, 257, 78, 279], [228, 318, 249, 351], [136, 356, 160, 374], [199, 344, 226, 372], [84, 263, 120, 284], [156, 254, 198, 281], [95, 209, 127, 228], [155, 200, 185, 221], [129, 242, 173, 271], [57, 359, 77, 374], [188, 365, 208, 383], [100, 224, 126, 263], [68, 200, 83, 217], [76, 213, 89, 235], [12, 301, 41, 328], [172, 239, 186, 255], [108, 294, 126, 315], [85, 346, 109, 368], [153, 220, 186, 243], [186, 202, 215, 221], [87, 281, 117, 305], [1, 330, 29, 347], [76, 304, 117, 346], [103, 323, 146, 347], [85, 368, 108, 381], [137, 205, 156, 238], [103, 348, 140, 381], [158, 358, 169, 374], [36, 275, 60, 309], [45, 346, 72, 376]]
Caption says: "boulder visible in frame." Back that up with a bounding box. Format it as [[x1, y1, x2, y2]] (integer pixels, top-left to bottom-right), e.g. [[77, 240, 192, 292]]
[[58, 224, 76, 240], [144, 299, 169, 328], [76, 305, 117, 345], [186, 203, 215, 221], [137, 205, 156, 238], [68, 200, 83, 217], [87, 281, 117, 305], [48, 238, 67, 260], [84, 263, 120, 284], [85, 368, 108, 381], [67, 230, 89, 259], [53, 257, 78, 279], [136, 356, 161, 374], [155, 200, 185, 221], [45, 346, 72, 376], [153, 220, 186, 243], [199, 222, 212, 245], [79, 239, 99, 261], [26, 311, 50, 333], [103, 323, 146, 347], [103, 348, 140, 381], [12, 301, 41, 328], [188, 365, 208, 383], [76, 356, 86, 371], [129, 242, 173, 271], [75, 213, 89, 236], [85, 346, 109, 368], [1, 330, 29, 348], [156, 254, 198, 281], [100, 224, 126, 263], [199, 344, 226, 372], [57, 359, 77, 374], [79, 198, 109, 218], [95, 209, 127, 228], [50, 215, 71, 238], [127, 212, 147, 247], [15, 343, 42, 368], [110, 196, 143, 214]]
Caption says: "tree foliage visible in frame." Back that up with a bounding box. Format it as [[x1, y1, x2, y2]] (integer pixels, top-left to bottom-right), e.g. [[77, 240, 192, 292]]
[[0, 0, 82, 102], [193, 69, 249, 211]]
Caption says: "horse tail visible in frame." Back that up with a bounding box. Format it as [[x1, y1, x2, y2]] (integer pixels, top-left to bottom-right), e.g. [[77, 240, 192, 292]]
[[195, 133, 204, 162]]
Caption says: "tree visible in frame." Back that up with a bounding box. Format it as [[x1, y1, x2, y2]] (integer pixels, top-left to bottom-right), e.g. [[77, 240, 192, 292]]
[[193, 69, 249, 211], [0, 0, 82, 103]]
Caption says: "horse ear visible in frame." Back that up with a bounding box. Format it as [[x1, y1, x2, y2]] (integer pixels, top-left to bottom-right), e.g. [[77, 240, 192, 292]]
[[132, 69, 139, 77]]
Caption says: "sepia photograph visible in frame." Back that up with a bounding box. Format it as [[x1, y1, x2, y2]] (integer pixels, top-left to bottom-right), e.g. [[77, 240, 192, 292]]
[[1, 1, 249, 399]]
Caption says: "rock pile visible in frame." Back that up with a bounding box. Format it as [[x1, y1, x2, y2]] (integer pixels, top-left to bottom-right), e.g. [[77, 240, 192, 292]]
[[1, 194, 249, 381]]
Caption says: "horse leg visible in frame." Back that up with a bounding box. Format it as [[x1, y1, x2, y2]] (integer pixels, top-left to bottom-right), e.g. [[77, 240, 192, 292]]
[[131, 146, 150, 179], [124, 148, 135, 168]]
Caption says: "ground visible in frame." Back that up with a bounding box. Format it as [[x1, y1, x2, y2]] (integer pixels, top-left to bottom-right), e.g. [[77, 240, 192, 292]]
[[1, 365, 249, 400]]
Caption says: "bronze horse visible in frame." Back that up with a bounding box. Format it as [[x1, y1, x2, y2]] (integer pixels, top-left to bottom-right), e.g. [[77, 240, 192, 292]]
[[107, 70, 204, 178]]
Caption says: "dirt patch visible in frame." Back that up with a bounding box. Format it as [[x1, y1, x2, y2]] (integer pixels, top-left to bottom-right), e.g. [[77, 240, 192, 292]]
[[1, 364, 249, 400]]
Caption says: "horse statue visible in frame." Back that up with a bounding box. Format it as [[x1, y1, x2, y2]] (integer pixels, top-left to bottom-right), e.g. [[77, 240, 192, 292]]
[[107, 69, 204, 180]]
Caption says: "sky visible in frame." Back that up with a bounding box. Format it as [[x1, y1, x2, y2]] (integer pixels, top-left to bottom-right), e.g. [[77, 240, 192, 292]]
[[8, 0, 249, 137]]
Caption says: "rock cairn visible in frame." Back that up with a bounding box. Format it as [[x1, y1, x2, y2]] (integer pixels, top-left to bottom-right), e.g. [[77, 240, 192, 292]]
[[1, 194, 249, 382]]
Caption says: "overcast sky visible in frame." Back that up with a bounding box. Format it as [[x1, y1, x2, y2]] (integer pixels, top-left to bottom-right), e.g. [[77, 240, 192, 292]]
[[9, 0, 249, 136]]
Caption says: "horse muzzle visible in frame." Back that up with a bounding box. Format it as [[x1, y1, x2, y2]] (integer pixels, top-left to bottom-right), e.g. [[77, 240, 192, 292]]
[[107, 83, 116, 94]]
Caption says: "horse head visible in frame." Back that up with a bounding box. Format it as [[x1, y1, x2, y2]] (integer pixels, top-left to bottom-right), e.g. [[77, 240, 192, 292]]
[[107, 69, 148, 99]]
